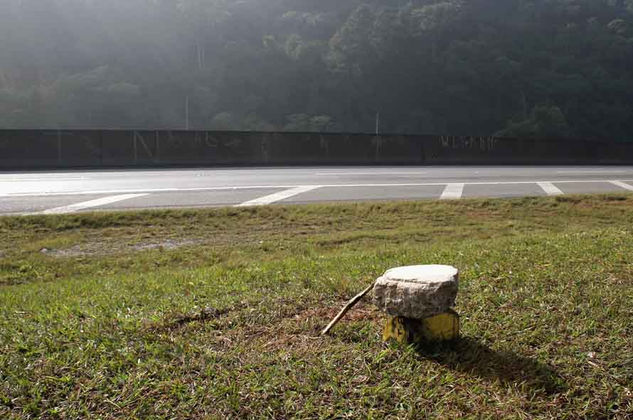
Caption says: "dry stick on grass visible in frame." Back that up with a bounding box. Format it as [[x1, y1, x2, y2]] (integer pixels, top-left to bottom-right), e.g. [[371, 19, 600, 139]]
[[321, 282, 375, 336]]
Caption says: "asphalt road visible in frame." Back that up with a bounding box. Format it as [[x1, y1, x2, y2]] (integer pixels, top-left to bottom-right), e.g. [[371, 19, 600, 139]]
[[1, 166, 633, 215]]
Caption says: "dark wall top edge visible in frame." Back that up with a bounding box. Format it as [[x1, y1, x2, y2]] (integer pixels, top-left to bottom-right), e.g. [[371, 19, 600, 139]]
[[0, 129, 620, 144]]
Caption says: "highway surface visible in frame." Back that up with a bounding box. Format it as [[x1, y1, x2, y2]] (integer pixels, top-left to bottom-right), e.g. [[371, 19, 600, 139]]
[[1, 166, 633, 215]]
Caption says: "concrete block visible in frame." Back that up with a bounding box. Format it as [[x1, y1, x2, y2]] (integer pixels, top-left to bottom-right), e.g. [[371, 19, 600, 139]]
[[373, 265, 458, 319]]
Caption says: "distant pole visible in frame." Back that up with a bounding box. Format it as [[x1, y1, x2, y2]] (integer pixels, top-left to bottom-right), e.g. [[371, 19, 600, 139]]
[[57, 130, 62, 165], [185, 95, 190, 130], [375, 111, 381, 161]]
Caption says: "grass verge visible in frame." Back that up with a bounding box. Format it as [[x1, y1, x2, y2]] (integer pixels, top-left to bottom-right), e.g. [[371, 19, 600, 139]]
[[1, 195, 633, 418]]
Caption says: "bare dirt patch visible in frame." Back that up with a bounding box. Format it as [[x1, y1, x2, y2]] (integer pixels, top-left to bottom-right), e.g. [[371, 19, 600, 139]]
[[46, 238, 207, 257]]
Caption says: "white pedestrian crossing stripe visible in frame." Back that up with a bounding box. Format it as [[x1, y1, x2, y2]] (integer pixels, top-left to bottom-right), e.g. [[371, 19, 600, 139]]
[[610, 180, 633, 191], [537, 182, 564, 196], [40, 194, 148, 215], [236, 186, 321, 207], [440, 183, 464, 200]]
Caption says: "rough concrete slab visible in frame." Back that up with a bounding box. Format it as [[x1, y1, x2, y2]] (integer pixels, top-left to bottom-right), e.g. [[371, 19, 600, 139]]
[[373, 265, 459, 319]]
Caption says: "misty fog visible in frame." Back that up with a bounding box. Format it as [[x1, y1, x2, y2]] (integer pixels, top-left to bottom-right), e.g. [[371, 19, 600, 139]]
[[1, 0, 632, 140]]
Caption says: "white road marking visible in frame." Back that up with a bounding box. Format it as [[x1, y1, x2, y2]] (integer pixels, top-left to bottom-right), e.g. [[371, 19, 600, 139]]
[[556, 170, 631, 175], [40, 194, 148, 215], [315, 171, 428, 176], [3, 179, 633, 198], [0, 177, 88, 182], [440, 183, 464, 200], [0, 185, 296, 198], [537, 182, 564, 196], [610, 180, 633, 191], [236, 186, 321, 207]]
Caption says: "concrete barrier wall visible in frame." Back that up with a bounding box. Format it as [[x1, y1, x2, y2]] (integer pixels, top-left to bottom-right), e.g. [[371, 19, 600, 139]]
[[0, 129, 631, 169]]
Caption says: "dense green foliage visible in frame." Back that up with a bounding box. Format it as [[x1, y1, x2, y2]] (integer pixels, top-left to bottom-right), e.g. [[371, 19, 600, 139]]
[[1, 0, 632, 139]]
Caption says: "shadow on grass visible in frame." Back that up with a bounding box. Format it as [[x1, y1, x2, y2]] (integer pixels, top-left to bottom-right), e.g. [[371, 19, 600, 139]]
[[415, 337, 565, 394]]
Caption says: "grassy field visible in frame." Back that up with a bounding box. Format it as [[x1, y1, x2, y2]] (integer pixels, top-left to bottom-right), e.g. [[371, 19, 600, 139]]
[[1, 195, 633, 418]]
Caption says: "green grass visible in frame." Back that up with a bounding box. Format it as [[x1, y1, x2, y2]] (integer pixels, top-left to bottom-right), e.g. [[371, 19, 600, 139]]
[[1, 195, 633, 418]]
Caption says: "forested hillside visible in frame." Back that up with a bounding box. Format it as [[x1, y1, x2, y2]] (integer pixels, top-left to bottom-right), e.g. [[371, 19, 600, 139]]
[[1, 0, 632, 140]]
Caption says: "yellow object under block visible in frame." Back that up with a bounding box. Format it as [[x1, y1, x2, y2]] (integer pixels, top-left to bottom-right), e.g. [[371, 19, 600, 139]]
[[383, 309, 459, 344]]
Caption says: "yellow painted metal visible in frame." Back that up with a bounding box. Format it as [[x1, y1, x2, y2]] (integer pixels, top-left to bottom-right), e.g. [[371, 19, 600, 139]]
[[383, 310, 459, 344], [421, 309, 459, 341], [383, 316, 410, 343]]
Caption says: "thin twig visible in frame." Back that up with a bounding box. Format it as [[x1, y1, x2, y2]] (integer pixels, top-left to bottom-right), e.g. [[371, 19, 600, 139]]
[[321, 282, 375, 336]]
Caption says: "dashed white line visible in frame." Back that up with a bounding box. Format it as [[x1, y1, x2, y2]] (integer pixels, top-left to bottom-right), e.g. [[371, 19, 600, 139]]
[[440, 183, 464, 200], [537, 182, 564, 196], [236, 186, 321, 207], [610, 180, 633, 191], [40, 194, 148, 215]]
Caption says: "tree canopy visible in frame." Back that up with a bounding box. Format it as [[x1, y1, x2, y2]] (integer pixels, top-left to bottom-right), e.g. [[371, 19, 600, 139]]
[[1, 0, 632, 140]]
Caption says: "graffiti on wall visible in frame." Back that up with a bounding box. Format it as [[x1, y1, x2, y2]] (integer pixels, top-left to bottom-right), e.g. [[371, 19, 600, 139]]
[[440, 136, 498, 152]]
